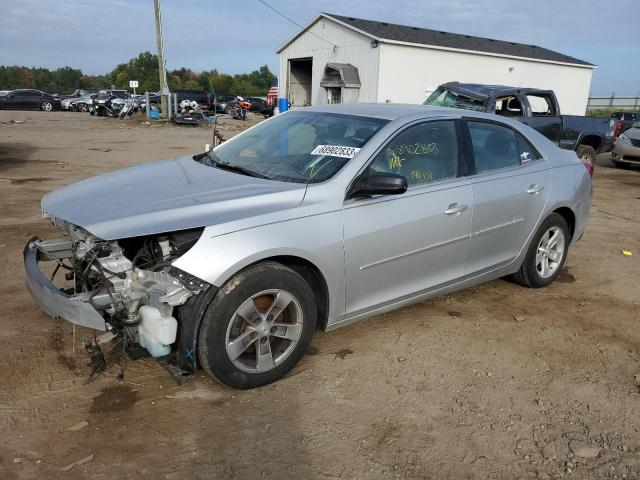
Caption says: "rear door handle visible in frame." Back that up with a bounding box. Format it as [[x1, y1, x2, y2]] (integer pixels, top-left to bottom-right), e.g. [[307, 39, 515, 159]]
[[527, 184, 544, 195], [445, 203, 468, 215]]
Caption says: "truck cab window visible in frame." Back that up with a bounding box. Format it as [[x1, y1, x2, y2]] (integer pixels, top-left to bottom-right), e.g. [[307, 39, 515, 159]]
[[527, 95, 556, 116], [495, 96, 523, 117]]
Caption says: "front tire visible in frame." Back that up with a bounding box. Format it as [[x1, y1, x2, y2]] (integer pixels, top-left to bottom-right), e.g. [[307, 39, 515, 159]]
[[40, 101, 53, 112], [512, 213, 570, 288], [198, 261, 317, 389]]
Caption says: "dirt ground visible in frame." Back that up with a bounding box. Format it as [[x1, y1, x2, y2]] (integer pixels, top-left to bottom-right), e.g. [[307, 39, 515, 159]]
[[0, 109, 638, 480]]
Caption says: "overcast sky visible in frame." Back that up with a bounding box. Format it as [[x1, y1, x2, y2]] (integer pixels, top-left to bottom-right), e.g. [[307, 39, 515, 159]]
[[1, 0, 638, 96]]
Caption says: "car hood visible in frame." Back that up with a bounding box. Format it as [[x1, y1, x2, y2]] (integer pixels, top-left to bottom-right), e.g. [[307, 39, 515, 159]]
[[625, 128, 640, 140], [42, 156, 307, 240]]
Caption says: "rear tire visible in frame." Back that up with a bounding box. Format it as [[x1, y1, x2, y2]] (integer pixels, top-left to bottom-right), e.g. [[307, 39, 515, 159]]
[[198, 261, 317, 389], [512, 213, 570, 288]]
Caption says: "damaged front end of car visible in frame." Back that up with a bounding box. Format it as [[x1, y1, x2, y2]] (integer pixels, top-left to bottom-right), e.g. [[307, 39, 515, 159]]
[[24, 217, 210, 382]]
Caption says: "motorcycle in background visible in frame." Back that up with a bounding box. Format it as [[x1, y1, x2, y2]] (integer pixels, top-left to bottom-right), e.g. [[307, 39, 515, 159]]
[[230, 96, 251, 120], [117, 97, 141, 118]]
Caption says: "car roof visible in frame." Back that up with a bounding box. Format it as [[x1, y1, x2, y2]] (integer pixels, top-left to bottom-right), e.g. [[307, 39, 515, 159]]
[[299, 103, 462, 121], [439, 82, 551, 100]]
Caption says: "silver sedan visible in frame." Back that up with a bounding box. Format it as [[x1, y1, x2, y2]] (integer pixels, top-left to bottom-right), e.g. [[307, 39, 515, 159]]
[[24, 104, 592, 388]]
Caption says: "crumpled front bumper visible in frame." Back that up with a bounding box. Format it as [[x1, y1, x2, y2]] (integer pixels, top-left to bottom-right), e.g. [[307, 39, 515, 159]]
[[23, 236, 106, 331]]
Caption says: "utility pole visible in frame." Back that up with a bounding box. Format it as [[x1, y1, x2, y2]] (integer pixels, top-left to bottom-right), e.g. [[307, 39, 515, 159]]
[[154, 0, 169, 118]]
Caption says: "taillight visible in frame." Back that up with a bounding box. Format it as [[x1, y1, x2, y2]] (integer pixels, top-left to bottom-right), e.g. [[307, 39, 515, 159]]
[[582, 158, 594, 177], [614, 120, 623, 139]]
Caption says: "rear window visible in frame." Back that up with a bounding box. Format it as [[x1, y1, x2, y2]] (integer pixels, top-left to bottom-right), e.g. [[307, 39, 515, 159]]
[[424, 87, 486, 112]]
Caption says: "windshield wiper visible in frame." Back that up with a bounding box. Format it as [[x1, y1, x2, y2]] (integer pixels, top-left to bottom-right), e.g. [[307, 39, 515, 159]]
[[212, 158, 270, 180]]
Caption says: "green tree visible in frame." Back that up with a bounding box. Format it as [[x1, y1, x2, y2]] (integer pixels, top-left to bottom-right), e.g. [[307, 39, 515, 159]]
[[0, 53, 278, 96]]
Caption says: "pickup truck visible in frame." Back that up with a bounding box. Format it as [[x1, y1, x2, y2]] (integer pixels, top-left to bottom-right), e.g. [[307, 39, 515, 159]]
[[424, 82, 616, 167]]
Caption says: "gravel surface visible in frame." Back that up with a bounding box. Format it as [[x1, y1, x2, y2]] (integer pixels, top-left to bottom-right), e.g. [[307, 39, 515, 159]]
[[1, 110, 639, 479]]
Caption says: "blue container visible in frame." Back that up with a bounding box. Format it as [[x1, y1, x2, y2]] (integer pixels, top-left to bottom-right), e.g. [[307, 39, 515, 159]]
[[278, 98, 289, 113]]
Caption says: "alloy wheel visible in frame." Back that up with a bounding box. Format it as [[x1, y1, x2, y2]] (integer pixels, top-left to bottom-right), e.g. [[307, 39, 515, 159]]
[[536, 226, 565, 278], [41, 101, 53, 111], [225, 289, 303, 373]]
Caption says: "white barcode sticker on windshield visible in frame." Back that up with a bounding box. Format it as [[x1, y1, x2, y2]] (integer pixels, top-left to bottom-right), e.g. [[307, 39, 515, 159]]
[[310, 145, 361, 158]]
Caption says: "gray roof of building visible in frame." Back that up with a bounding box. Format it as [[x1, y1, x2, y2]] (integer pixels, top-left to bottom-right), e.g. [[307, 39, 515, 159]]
[[325, 13, 593, 66]]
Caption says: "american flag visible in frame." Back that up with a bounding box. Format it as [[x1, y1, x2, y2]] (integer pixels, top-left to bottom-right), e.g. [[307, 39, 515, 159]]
[[267, 81, 278, 106]]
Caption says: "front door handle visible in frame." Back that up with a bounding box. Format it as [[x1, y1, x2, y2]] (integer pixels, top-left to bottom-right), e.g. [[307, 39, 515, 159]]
[[527, 184, 544, 195], [445, 203, 468, 215]]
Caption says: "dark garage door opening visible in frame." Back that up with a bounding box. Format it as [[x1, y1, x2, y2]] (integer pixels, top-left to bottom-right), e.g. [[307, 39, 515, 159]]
[[288, 58, 312, 108]]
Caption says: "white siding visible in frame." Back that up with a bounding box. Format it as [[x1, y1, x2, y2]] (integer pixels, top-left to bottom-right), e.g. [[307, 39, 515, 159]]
[[377, 43, 594, 115], [278, 19, 379, 106]]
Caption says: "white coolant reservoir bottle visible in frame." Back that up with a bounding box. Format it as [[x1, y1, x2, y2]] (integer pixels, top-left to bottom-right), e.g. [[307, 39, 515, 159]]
[[138, 305, 178, 357]]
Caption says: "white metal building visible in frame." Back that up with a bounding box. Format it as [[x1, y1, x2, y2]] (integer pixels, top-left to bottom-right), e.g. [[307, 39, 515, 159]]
[[277, 13, 595, 115]]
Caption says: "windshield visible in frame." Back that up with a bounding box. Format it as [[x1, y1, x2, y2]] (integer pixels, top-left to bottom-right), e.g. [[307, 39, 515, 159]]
[[204, 111, 388, 183], [424, 87, 486, 112]]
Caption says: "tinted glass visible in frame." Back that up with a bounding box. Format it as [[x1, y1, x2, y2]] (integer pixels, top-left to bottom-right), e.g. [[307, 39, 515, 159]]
[[205, 111, 388, 184], [468, 121, 518, 173], [368, 121, 458, 187], [516, 132, 542, 163]]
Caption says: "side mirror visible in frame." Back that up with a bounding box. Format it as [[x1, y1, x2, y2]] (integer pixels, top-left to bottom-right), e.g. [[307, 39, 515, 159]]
[[348, 171, 408, 199]]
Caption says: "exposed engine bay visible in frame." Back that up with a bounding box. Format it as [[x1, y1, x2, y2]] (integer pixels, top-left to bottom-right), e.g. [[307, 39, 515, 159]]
[[27, 218, 208, 381]]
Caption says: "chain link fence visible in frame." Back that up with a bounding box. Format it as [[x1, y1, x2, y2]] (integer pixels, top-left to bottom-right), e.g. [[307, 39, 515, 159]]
[[588, 95, 640, 110]]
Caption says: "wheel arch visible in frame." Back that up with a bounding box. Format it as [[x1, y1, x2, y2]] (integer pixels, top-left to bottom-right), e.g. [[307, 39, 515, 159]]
[[220, 254, 330, 331], [577, 134, 602, 153], [175, 253, 330, 376], [552, 206, 576, 240]]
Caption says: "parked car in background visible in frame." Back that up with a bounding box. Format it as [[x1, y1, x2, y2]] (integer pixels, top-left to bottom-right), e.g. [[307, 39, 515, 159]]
[[611, 123, 640, 168], [24, 104, 592, 389], [61, 89, 93, 100], [0, 89, 61, 111], [61, 92, 96, 111], [105, 89, 130, 98], [207, 93, 237, 113], [612, 111, 640, 135], [424, 83, 616, 172], [170, 89, 208, 106], [246, 96, 275, 117], [73, 93, 97, 112], [60, 97, 75, 111]]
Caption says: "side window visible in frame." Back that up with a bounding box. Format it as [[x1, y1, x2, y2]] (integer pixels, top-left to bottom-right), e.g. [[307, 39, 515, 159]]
[[495, 96, 523, 117], [467, 121, 519, 173], [526, 95, 556, 116], [516, 132, 542, 163], [368, 121, 458, 187]]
